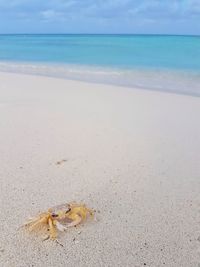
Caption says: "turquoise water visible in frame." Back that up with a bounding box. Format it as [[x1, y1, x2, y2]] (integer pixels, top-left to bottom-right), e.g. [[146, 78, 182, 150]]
[[0, 34, 200, 96]]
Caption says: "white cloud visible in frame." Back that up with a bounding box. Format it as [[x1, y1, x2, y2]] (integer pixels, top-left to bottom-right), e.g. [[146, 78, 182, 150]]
[[41, 9, 57, 19], [186, 0, 200, 15], [40, 9, 66, 21], [0, 0, 200, 32]]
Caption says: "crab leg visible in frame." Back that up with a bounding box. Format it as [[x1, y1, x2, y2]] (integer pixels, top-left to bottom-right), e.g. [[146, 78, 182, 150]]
[[87, 208, 94, 217], [54, 221, 68, 232], [67, 214, 82, 227], [29, 217, 48, 231], [48, 218, 57, 239], [23, 217, 40, 227]]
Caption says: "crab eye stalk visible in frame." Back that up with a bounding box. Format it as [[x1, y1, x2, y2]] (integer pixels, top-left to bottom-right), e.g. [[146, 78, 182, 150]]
[[65, 208, 71, 214], [51, 213, 59, 218]]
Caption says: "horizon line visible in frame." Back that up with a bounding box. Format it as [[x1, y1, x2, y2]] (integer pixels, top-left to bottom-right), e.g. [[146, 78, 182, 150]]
[[0, 33, 199, 37]]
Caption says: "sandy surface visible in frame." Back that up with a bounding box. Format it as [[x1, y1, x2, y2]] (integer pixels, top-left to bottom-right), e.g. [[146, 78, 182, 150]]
[[0, 72, 200, 267]]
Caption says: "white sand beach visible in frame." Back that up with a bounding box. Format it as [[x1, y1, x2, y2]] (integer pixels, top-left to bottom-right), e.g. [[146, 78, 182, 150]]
[[0, 72, 200, 267]]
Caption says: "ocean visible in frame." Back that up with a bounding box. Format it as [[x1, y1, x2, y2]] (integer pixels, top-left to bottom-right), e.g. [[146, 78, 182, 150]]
[[0, 34, 200, 96]]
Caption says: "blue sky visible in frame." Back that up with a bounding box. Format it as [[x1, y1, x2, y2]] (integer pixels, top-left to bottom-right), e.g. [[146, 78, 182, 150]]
[[0, 0, 199, 34]]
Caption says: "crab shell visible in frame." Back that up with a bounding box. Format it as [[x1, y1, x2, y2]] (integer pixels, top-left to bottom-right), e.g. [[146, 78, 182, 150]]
[[48, 203, 71, 221], [24, 202, 94, 239]]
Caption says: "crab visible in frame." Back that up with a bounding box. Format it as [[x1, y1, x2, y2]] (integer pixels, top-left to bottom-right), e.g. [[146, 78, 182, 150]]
[[23, 202, 94, 240]]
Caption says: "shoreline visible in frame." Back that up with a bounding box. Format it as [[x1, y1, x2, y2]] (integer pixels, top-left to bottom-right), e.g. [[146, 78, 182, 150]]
[[0, 72, 200, 266], [0, 62, 200, 97]]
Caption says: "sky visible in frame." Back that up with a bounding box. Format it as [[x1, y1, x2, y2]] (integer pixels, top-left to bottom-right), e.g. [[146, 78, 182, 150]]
[[0, 0, 199, 34]]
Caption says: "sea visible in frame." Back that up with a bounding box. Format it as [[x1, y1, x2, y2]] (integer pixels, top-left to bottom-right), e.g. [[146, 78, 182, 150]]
[[0, 34, 200, 96]]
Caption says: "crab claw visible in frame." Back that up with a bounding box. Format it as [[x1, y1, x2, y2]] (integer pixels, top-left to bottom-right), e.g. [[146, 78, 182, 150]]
[[55, 221, 68, 232]]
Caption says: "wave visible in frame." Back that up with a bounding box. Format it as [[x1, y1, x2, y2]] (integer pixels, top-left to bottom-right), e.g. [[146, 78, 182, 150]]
[[0, 61, 200, 97]]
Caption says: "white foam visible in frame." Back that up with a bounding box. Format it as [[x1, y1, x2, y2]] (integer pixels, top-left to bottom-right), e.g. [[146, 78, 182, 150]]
[[0, 61, 199, 97]]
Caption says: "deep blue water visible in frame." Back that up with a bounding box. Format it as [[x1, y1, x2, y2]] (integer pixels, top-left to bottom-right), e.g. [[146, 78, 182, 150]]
[[0, 34, 200, 96]]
